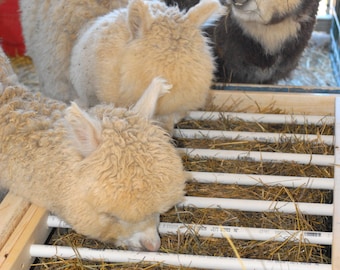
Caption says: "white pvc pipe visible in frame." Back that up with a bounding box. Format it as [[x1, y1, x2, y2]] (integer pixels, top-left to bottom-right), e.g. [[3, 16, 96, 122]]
[[190, 171, 334, 190], [46, 216, 332, 245], [178, 148, 334, 166], [48, 195, 333, 229], [173, 129, 334, 145], [159, 223, 332, 245], [186, 111, 335, 125], [182, 196, 334, 216], [30, 244, 332, 270], [47, 215, 70, 228], [332, 97, 340, 269], [166, 223, 332, 245]]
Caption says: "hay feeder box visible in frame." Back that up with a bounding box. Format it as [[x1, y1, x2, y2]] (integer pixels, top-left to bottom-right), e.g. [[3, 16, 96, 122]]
[[1, 85, 340, 270]]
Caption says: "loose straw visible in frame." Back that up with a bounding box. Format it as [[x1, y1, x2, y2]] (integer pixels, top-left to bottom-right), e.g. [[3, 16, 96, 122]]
[[30, 244, 332, 270], [173, 129, 334, 145], [178, 148, 334, 166], [219, 225, 246, 270], [190, 171, 334, 190], [47, 216, 332, 245], [186, 111, 335, 125]]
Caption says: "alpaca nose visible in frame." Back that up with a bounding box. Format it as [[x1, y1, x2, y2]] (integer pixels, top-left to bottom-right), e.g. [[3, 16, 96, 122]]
[[232, 0, 248, 6]]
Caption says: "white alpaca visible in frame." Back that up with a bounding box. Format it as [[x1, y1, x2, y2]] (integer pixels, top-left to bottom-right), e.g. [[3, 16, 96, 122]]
[[0, 48, 187, 251], [20, 0, 224, 131]]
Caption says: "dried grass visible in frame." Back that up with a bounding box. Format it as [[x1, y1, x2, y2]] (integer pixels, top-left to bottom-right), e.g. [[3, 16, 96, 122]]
[[279, 32, 337, 87]]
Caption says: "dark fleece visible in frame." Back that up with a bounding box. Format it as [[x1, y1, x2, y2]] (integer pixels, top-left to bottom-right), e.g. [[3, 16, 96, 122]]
[[165, 0, 320, 84]]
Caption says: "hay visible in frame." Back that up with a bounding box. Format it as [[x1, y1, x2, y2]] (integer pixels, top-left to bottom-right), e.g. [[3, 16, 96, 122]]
[[176, 118, 334, 135], [278, 32, 338, 87], [6, 37, 335, 269]]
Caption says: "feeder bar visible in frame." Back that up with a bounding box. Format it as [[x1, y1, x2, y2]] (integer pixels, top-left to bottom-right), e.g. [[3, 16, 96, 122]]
[[186, 111, 335, 125], [332, 97, 340, 269], [182, 196, 333, 216], [179, 148, 334, 166], [173, 129, 334, 145], [30, 244, 332, 270], [46, 216, 332, 245], [190, 171, 334, 190]]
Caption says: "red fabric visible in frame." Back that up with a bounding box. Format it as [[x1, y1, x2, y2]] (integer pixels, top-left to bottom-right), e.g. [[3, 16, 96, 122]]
[[0, 0, 25, 56]]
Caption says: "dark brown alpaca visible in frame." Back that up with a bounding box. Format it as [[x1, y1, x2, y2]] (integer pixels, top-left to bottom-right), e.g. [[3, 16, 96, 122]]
[[165, 0, 320, 84]]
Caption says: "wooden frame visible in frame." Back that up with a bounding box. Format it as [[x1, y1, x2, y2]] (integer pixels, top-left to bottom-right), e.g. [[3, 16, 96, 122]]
[[1, 88, 340, 270], [209, 88, 338, 115], [0, 194, 51, 270]]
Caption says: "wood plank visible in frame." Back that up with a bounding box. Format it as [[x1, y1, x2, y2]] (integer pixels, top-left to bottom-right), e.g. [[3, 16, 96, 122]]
[[208, 89, 338, 116], [0, 193, 30, 250], [0, 204, 51, 270]]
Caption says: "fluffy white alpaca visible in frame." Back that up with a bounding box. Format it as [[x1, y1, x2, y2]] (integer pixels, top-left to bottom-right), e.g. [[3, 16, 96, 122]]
[[20, 0, 224, 131], [0, 48, 187, 251]]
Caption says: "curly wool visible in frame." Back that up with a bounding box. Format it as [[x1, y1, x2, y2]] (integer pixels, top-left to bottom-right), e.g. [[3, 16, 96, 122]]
[[0, 48, 187, 251]]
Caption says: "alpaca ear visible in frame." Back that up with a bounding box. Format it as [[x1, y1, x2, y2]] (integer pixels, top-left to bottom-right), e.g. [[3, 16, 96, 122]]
[[127, 0, 152, 39], [185, 0, 225, 27], [65, 102, 102, 157]]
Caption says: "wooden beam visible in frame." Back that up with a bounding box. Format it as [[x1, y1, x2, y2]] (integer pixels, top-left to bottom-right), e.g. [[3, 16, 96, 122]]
[[208, 89, 338, 116], [0, 204, 51, 270], [0, 193, 30, 250]]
